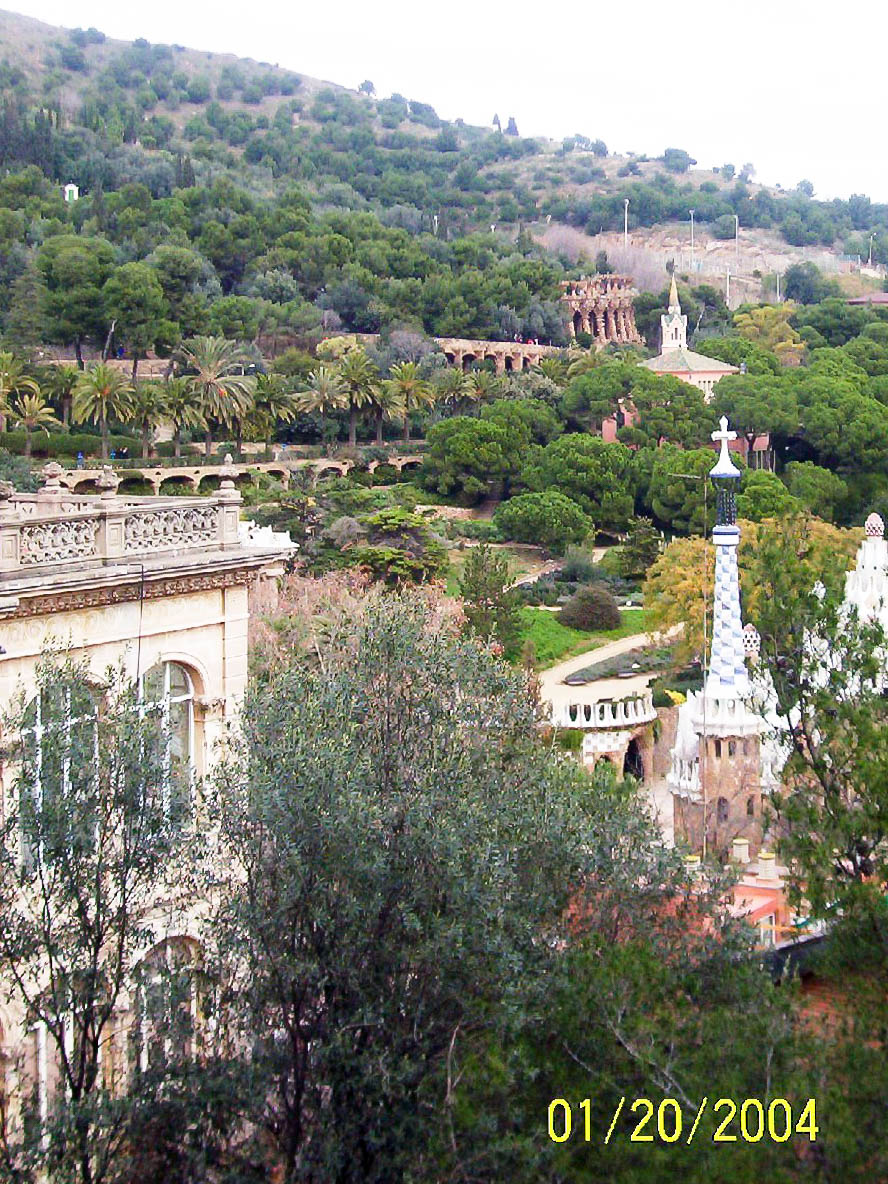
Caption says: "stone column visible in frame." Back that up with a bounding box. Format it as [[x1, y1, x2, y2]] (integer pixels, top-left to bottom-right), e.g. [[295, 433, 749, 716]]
[[580, 312, 591, 335]]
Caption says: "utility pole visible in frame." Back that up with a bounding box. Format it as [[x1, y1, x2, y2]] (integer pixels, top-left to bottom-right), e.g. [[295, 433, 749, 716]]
[[734, 214, 740, 269], [689, 208, 695, 273], [623, 198, 629, 249], [869, 232, 877, 267], [726, 267, 731, 309], [775, 271, 780, 302]]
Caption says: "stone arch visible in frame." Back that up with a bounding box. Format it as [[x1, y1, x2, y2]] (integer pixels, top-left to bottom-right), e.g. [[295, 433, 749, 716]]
[[623, 737, 644, 780], [314, 464, 345, 482], [198, 474, 221, 493], [158, 475, 195, 496], [398, 459, 421, 473], [117, 475, 155, 495], [71, 478, 100, 494], [573, 310, 583, 337], [461, 353, 476, 370]]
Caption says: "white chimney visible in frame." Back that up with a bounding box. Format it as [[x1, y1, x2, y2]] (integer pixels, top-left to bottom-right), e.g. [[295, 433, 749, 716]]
[[732, 837, 750, 864], [683, 854, 703, 882], [756, 851, 777, 881]]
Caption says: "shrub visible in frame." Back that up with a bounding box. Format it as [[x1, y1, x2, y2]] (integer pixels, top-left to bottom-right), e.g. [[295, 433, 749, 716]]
[[559, 545, 596, 583], [494, 491, 592, 554], [559, 585, 621, 631]]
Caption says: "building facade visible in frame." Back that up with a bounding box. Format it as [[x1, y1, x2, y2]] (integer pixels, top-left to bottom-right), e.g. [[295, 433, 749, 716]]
[[638, 276, 739, 400], [0, 459, 293, 1141]]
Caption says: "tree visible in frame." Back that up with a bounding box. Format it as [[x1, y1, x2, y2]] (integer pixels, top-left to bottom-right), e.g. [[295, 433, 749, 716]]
[[72, 363, 134, 459], [733, 304, 804, 363], [161, 375, 206, 458], [784, 461, 848, 521], [645, 444, 728, 534], [358, 79, 375, 95], [36, 235, 115, 367], [480, 397, 562, 445], [493, 491, 592, 554], [102, 262, 168, 380], [295, 367, 348, 441], [735, 469, 801, 521], [619, 373, 717, 449], [663, 147, 696, 172], [559, 584, 620, 630], [783, 261, 840, 305], [210, 594, 584, 1178], [251, 373, 298, 451], [712, 373, 799, 456], [749, 517, 888, 917], [10, 390, 61, 457], [0, 350, 39, 434], [422, 417, 528, 504], [3, 260, 48, 356], [455, 542, 520, 655], [521, 435, 635, 532], [337, 347, 378, 448], [126, 382, 168, 459], [47, 363, 80, 428], [176, 336, 255, 458], [0, 655, 191, 1183], [386, 360, 433, 443], [619, 516, 661, 578]]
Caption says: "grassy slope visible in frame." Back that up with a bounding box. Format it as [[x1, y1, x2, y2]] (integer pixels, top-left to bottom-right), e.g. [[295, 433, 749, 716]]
[[519, 606, 645, 667]]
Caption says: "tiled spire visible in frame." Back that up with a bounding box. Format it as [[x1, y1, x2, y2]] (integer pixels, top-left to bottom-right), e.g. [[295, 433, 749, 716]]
[[705, 417, 749, 696]]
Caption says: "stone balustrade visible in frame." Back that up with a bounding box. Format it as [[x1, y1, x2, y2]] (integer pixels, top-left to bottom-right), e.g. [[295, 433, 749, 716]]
[[550, 690, 656, 731], [0, 462, 242, 576]]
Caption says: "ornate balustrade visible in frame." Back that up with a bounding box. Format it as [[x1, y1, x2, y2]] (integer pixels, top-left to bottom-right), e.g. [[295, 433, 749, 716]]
[[550, 690, 656, 731], [0, 462, 242, 576]]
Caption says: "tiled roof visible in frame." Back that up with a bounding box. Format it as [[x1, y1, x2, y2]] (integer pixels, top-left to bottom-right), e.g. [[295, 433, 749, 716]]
[[639, 348, 740, 374]]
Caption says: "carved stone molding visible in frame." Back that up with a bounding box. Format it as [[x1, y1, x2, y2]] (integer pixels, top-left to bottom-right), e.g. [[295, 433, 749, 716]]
[[6, 567, 257, 619], [20, 519, 98, 565], [124, 505, 218, 553]]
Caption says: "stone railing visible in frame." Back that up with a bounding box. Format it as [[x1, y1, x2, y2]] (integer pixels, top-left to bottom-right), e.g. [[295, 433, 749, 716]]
[[0, 462, 242, 576], [550, 690, 656, 731]]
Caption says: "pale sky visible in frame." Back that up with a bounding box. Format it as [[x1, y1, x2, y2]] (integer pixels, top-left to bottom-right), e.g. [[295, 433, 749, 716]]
[[7, 0, 887, 202]]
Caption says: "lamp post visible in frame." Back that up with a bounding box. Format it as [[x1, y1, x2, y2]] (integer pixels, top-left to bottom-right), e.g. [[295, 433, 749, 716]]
[[734, 214, 740, 269], [623, 198, 629, 249], [689, 208, 695, 272], [869, 232, 877, 267]]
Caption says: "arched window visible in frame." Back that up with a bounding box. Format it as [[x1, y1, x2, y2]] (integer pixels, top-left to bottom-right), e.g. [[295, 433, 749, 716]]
[[714, 739, 722, 759], [20, 683, 99, 866], [139, 662, 194, 816], [747, 795, 755, 817], [717, 796, 729, 824], [130, 938, 204, 1074], [728, 740, 737, 757]]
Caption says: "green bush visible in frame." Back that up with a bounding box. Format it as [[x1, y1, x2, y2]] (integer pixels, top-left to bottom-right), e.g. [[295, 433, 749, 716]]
[[559, 585, 621, 631], [494, 491, 592, 554], [0, 432, 137, 459]]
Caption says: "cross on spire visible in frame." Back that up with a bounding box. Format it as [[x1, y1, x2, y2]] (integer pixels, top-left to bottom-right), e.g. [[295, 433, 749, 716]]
[[710, 415, 741, 480]]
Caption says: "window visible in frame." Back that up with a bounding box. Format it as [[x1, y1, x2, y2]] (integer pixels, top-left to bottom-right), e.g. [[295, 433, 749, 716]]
[[714, 739, 722, 758], [20, 683, 99, 866], [728, 740, 736, 757], [758, 913, 776, 949], [138, 662, 194, 816], [717, 796, 729, 824], [747, 795, 755, 817], [743, 738, 750, 756], [130, 939, 204, 1073]]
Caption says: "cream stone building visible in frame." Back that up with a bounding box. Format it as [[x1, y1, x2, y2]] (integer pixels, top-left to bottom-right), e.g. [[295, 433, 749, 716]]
[[0, 458, 294, 1142], [638, 275, 739, 400]]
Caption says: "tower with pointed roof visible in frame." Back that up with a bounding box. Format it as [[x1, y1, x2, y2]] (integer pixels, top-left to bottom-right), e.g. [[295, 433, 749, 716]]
[[638, 279, 739, 401], [661, 273, 688, 350], [668, 417, 780, 856]]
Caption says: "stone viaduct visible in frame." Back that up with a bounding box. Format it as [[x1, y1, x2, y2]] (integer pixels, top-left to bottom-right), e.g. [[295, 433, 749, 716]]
[[57, 455, 425, 496], [560, 275, 643, 345]]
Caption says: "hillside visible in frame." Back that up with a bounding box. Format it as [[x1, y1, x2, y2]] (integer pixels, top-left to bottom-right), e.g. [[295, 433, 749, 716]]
[[3, 7, 888, 287]]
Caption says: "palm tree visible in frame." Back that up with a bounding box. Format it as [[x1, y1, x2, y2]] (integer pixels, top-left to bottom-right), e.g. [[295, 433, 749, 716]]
[[72, 364, 134, 460], [539, 356, 568, 385], [294, 368, 348, 441], [252, 373, 299, 452], [177, 337, 256, 459], [336, 349, 378, 448], [10, 392, 61, 458], [434, 367, 472, 414], [128, 383, 169, 460], [463, 369, 502, 406], [49, 364, 79, 428], [0, 351, 39, 435], [386, 362, 433, 443], [366, 382, 404, 446], [163, 377, 206, 459], [566, 351, 604, 380]]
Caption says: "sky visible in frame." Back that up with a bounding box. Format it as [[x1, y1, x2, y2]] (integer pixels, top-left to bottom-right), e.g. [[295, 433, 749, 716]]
[[6, 0, 887, 202]]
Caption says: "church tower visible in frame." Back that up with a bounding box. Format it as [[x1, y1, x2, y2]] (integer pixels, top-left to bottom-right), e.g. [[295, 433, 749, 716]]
[[660, 273, 688, 351], [668, 417, 778, 857]]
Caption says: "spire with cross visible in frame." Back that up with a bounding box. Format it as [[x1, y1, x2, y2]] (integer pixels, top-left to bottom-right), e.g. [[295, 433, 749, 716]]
[[705, 416, 748, 693]]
